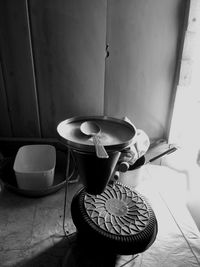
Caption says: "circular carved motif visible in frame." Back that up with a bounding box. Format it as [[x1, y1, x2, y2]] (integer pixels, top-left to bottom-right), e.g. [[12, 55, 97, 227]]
[[84, 183, 150, 236], [105, 198, 128, 217]]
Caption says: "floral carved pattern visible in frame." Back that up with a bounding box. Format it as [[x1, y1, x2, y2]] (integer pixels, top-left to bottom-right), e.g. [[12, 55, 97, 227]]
[[84, 183, 150, 236]]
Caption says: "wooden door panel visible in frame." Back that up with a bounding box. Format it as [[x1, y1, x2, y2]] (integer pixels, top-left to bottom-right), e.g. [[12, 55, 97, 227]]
[[104, 0, 183, 141], [29, 0, 106, 137], [0, 61, 12, 137], [0, 0, 41, 137]]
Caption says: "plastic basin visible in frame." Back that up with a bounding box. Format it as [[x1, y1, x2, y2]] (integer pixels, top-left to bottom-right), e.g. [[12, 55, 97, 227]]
[[13, 145, 56, 190]]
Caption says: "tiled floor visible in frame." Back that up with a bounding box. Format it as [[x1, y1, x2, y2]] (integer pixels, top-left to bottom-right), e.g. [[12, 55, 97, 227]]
[[0, 181, 80, 267], [0, 143, 200, 266]]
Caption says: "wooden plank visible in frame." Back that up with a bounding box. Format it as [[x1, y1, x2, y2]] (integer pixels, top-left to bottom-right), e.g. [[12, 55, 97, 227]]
[[187, 0, 200, 33], [0, 61, 12, 137], [181, 31, 196, 60], [0, 0, 41, 137], [179, 59, 193, 86], [104, 0, 184, 141], [29, 0, 106, 137]]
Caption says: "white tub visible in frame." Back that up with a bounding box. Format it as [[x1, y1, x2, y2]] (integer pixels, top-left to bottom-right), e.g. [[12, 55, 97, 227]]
[[13, 145, 56, 190]]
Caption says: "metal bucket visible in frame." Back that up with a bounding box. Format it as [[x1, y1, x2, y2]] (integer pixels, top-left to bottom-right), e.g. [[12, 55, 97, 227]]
[[57, 116, 137, 194], [72, 149, 120, 194]]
